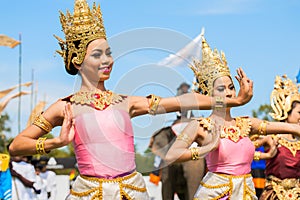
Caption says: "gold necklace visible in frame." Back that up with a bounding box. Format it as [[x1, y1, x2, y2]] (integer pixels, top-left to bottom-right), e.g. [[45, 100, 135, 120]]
[[220, 117, 251, 142], [70, 90, 114, 110], [274, 135, 300, 157]]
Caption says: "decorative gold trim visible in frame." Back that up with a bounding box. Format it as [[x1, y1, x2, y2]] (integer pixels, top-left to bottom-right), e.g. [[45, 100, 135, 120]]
[[258, 120, 267, 135], [70, 171, 147, 199], [32, 113, 53, 133], [70, 90, 116, 110], [148, 94, 161, 115], [36, 137, 47, 155], [177, 133, 192, 145], [277, 136, 300, 157], [253, 141, 259, 148], [253, 151, 261, 161], [190, 147, 200, 160], [220, 117, 251, 142], [266, 175, 300, 200]]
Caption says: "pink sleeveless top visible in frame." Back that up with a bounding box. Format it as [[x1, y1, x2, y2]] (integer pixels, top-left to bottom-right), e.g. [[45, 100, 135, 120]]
[[202, 117, 255, 175], [206, 137, 255, 175], [73, 109, 136, 178]]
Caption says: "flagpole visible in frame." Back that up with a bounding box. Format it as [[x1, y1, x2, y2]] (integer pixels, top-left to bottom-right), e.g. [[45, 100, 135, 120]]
[[31, 69, 34, 115], [18, 33, 22, 134]]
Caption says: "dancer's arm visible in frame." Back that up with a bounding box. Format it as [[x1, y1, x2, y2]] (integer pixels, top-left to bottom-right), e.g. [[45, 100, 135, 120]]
[[250, 118, 300, 137], [165, 120, 219, 164], [129, 68, 253, 117], [9, 100, 71, 156]]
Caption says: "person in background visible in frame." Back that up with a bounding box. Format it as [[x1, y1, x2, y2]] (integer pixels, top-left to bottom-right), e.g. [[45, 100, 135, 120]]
[[10, 155, 40, 200], [250, 145, 266, 198], [259, 75, 300, 200], [33, 156, 57, 200], [166, 33, 300, 199], [0, 153, 12, 200], [176, 82, 194, 119], [8, 0, 253, 199]]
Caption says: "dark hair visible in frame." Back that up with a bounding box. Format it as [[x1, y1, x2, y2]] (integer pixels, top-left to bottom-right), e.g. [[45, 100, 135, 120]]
[[288, 100, 300, 115]]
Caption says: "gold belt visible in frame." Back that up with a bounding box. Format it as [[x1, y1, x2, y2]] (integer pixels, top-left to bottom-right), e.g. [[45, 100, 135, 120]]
[[267, 175, 300, 189], [266, 175, 300, 200], [70, 171, 147, 200]]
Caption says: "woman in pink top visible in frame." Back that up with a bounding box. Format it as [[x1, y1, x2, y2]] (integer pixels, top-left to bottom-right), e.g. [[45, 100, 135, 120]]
[[259, 75, 300, 200], [166, 33, 300, 200], [8, 1, 254, 199]]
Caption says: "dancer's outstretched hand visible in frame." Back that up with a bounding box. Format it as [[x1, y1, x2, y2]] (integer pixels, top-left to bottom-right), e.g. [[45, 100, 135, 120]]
[[58, 103, 75, 147], [235, 67, 253, 105]]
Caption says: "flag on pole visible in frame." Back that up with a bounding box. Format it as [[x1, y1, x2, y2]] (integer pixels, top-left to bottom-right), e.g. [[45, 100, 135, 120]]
[[0, 34, 20, 48], [296, 68, 300, 84], [0, 91, 30, 115], [0, 82, 32, 99], [157, 28, 204, 68]]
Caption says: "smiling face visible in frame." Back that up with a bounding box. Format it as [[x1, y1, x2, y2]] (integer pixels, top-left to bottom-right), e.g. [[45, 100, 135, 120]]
[[212, 76, 236, 98], [287, 101, 300, 124], [76, 38, 113, 83]]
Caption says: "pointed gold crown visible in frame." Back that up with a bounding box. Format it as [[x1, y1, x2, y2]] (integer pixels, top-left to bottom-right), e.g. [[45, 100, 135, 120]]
[[189, 35, 231, 96], [54, 0, 106, 75], [270, 75, 300, 120]]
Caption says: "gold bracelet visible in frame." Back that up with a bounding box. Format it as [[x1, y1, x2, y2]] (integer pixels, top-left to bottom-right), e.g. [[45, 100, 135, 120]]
[[177, 133, 192, 145], [214, 96, 224, 110], [36, 137, 48, 155], [190, 147, 200, 160], [33, 113, 53, 133], [147, 94, 161, 115], [258, 120, 267, 135], [253, 141, 259, 148], [253, 151, 261, 161]]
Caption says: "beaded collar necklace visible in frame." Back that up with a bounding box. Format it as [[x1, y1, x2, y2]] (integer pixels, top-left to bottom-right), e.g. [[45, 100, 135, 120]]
[[70, 90, 114, 110]]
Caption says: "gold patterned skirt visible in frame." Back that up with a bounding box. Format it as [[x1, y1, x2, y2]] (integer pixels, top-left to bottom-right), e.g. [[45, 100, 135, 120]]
[[193, 172, 257, 200], [66, 171, 150, 200], [259, 175, 300, 200]]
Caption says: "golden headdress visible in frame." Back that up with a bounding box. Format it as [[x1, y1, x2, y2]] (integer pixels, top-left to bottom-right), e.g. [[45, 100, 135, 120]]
[[270, 75, 300, 120], [189, 34, 231, 96], [54, 0, 106, 75]]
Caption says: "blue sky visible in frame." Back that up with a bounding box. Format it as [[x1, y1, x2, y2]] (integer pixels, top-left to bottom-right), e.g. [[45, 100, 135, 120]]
[[1, 0, 300, 153]]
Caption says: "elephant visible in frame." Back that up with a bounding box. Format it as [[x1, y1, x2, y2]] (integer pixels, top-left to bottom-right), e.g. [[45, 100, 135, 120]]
[[149, 118, 206, 200]]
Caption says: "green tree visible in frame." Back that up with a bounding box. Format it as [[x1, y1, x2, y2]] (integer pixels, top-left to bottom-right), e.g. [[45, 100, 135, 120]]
[[251, 104, 274, 121], [0, 113, 11, 153], [135, 145, 155, 175]]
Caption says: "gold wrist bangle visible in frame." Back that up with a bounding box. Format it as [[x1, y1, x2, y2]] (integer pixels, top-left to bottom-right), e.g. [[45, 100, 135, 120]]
[[258, 120, 267, 135], [36, 137, 48, 155], [190, 147, 200, 160], [214, 96, 224, 110], [253, 141, 259, 149], [33, 113, 53, 133], [253, 151, 261, 161], [147, 94, 161, 115], [177, 133, 192, 145]]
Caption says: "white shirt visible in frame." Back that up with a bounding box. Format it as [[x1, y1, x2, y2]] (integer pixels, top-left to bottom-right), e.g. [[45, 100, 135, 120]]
[[11, 161, 38, 200]]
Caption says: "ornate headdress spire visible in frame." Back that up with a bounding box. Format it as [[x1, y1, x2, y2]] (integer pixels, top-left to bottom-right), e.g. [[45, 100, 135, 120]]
[[54, 0, 106, 75], [189, 31, 231, 96], [270, 75, 300, 120]]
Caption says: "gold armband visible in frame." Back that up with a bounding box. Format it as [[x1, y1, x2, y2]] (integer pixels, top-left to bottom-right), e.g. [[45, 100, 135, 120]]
[[33, 113, 53, 133], [214, 96, 224, 110], [190, 147, 200, 160], [253, 151, 261, 161], [147, 94, 161, 115], [258, 120, 267, 135], [177, 133, 192, 145], [36, 137, 48, 155]]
